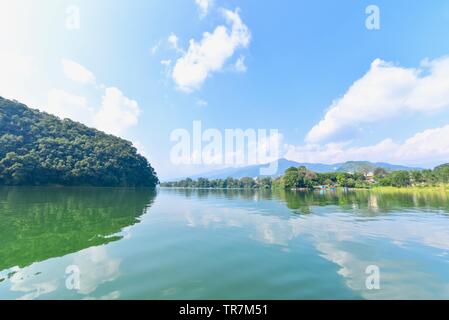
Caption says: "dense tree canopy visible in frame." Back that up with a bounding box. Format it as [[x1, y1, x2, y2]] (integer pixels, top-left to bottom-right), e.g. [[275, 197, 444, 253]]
[[0, 97, 159, 187], [162, 176, 267, 189], [434, 164, 449, 183]]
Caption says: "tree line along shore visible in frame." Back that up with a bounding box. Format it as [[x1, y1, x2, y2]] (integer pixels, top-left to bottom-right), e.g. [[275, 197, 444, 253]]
[[161, 164, 449, 190]]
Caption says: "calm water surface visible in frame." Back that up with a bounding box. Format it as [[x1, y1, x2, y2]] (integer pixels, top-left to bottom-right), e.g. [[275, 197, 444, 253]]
[[1, 187, 449, 299]]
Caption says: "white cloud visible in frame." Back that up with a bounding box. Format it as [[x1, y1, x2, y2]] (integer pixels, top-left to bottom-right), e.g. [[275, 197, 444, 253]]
[[306, 57, 449, 143], [172, 8, 251, 92], [160, 59, 172, 78], [287, 124, 449, 166], [168, 33, 181, 52], [44, 87, 141, 137], [150, 41, 161, 55], [73, 246, 121, 295], [94, 87, 141, 136], [0, 5, 140, 138], [0, 2, 35, 52], [160, 59, 171, 67], [216, 130, 283, 167], [61, 58, 96, 85], [234, 55, 247, 73], [45, 61, 141, 137], [0, 52, 38, 106], [195, 0, 212, 17], [46, 89, 93, 125], [196, 98, 208, 107], [9, 267, 59, 300]]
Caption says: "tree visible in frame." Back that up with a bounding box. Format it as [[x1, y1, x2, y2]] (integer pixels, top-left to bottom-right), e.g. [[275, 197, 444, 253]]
[[422, 169, 437, 185], [240, 177, 256, 188], [410, 170, 424, 185], [389, 171, 411, 187], [281, 166, 317, 189], [298, 166, 317, 188], [434, 164, 449, 183], [283, 167, 300, 189], [197, 178, 210, 188], [257, 177, 272, 189], [336, 173, 350, 187], [374, 167, 387, 178]]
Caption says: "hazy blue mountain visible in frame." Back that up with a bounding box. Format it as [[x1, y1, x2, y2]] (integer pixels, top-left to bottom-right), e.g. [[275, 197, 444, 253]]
[[186, 159, 302, 180], [173, 159, 422, 181], [335, 161, 420, 174]]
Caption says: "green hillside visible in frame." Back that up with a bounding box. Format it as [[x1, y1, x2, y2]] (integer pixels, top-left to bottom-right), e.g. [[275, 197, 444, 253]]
[[0, 97, 158, 187], [335, 161, 419, 174]]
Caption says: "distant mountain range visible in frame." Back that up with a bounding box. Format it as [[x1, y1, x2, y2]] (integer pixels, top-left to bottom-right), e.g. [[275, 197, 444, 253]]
[[172, 159, 423, 181]]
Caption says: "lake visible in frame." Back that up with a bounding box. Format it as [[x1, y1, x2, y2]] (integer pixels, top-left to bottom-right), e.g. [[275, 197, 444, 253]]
[[1, 186, 449, 300]]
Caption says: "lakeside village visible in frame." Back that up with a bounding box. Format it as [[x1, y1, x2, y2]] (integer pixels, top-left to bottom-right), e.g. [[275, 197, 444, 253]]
[[161, 164, 449, 190]]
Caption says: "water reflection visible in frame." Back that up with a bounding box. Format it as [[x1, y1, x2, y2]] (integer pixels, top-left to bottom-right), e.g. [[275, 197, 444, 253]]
[[0, 187, 156, 272], [278, 188, 449, 215], [165, 188, 449, 299], [2, 187, 449, 299], [164, 187, 449, 215]]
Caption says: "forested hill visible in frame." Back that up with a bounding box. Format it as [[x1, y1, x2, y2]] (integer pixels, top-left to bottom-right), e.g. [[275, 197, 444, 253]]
[[0, 97, 159, 187]]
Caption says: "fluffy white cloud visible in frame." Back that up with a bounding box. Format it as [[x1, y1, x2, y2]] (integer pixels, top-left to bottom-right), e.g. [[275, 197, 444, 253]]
[[195, 0, 212, 17], [306, 57, 449, 143], [167, 33, 181, 52], [46, 89, 93, 125], [61, 58, 96, 85], [0, 2, 35, 51], [44, 87, 141, 137], [0, 52, 38, 106], [172, 8, 251, 92], [44, 60, 141, 137], [94, 87, 141, 136], [287, 124, 449, 166], [73, 246, 121, 295]]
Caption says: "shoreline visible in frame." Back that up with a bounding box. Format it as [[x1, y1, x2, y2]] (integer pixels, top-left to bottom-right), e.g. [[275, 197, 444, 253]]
[[160, 185, 449, 192], [371, 185, 449, 192]]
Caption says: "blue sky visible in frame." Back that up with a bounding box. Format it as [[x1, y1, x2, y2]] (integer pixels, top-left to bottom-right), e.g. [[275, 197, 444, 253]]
[[1, 0, 449, 179]]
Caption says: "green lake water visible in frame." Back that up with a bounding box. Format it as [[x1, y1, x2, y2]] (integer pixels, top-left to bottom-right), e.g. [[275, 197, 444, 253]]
[[1, 187, 449, 299]]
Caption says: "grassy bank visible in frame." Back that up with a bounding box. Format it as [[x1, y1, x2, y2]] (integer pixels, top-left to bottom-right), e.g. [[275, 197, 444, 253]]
[[370, 185, 449, 192]]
